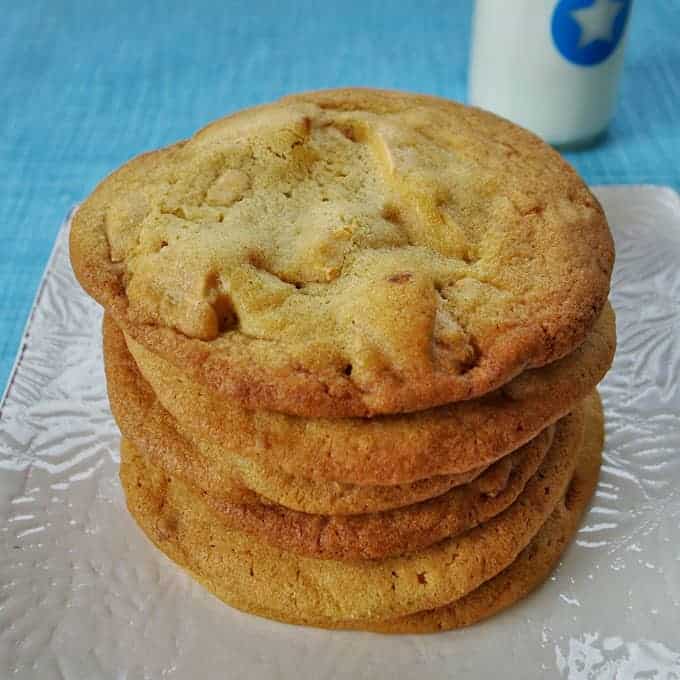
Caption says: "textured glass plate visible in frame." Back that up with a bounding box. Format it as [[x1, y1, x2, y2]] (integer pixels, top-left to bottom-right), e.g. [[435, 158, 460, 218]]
[[1, 186, 679, 680]]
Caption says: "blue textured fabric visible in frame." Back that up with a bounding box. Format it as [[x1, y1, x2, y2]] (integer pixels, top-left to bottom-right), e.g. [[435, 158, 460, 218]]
[[2, 0, 679, 392]]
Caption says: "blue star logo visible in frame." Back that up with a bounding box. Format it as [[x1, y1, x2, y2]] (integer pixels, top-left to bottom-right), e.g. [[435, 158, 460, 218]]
[[551, 0, 632, 66]]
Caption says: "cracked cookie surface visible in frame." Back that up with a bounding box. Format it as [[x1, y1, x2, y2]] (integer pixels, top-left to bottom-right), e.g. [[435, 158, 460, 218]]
[[72, 88, 614, 416]]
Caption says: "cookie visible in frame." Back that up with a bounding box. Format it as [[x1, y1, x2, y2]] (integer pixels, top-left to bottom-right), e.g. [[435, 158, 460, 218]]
[[120, 424, 551, 560], [71, 87, 614, 417], [359, 392, 602, 632], [104, 316, 490, 515], [205, 455, 487, 516], [107, 313, 559, 560], [121, 304, 614, 484], [118, 398, 588, 623]]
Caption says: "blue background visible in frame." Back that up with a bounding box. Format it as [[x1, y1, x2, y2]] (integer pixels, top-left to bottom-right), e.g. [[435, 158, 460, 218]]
[[2, 0, 679, 392]]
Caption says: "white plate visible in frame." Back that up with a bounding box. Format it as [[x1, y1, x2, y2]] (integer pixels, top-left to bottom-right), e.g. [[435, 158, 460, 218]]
[[1, 186, 679, 680]]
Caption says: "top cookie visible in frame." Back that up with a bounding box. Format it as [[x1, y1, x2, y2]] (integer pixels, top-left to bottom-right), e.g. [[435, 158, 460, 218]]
[[70, 88, 614, 416]]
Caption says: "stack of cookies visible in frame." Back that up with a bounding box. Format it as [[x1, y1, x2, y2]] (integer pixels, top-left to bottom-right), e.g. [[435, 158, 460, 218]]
[[70, 88, 616, 632]]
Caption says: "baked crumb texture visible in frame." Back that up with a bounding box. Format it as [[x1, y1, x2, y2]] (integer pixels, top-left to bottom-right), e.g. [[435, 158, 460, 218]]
[[71, 88, 614, 416]]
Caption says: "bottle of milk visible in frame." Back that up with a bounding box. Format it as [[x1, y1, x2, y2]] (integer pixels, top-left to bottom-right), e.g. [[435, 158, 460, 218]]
[[469, 0, 633, 147]]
